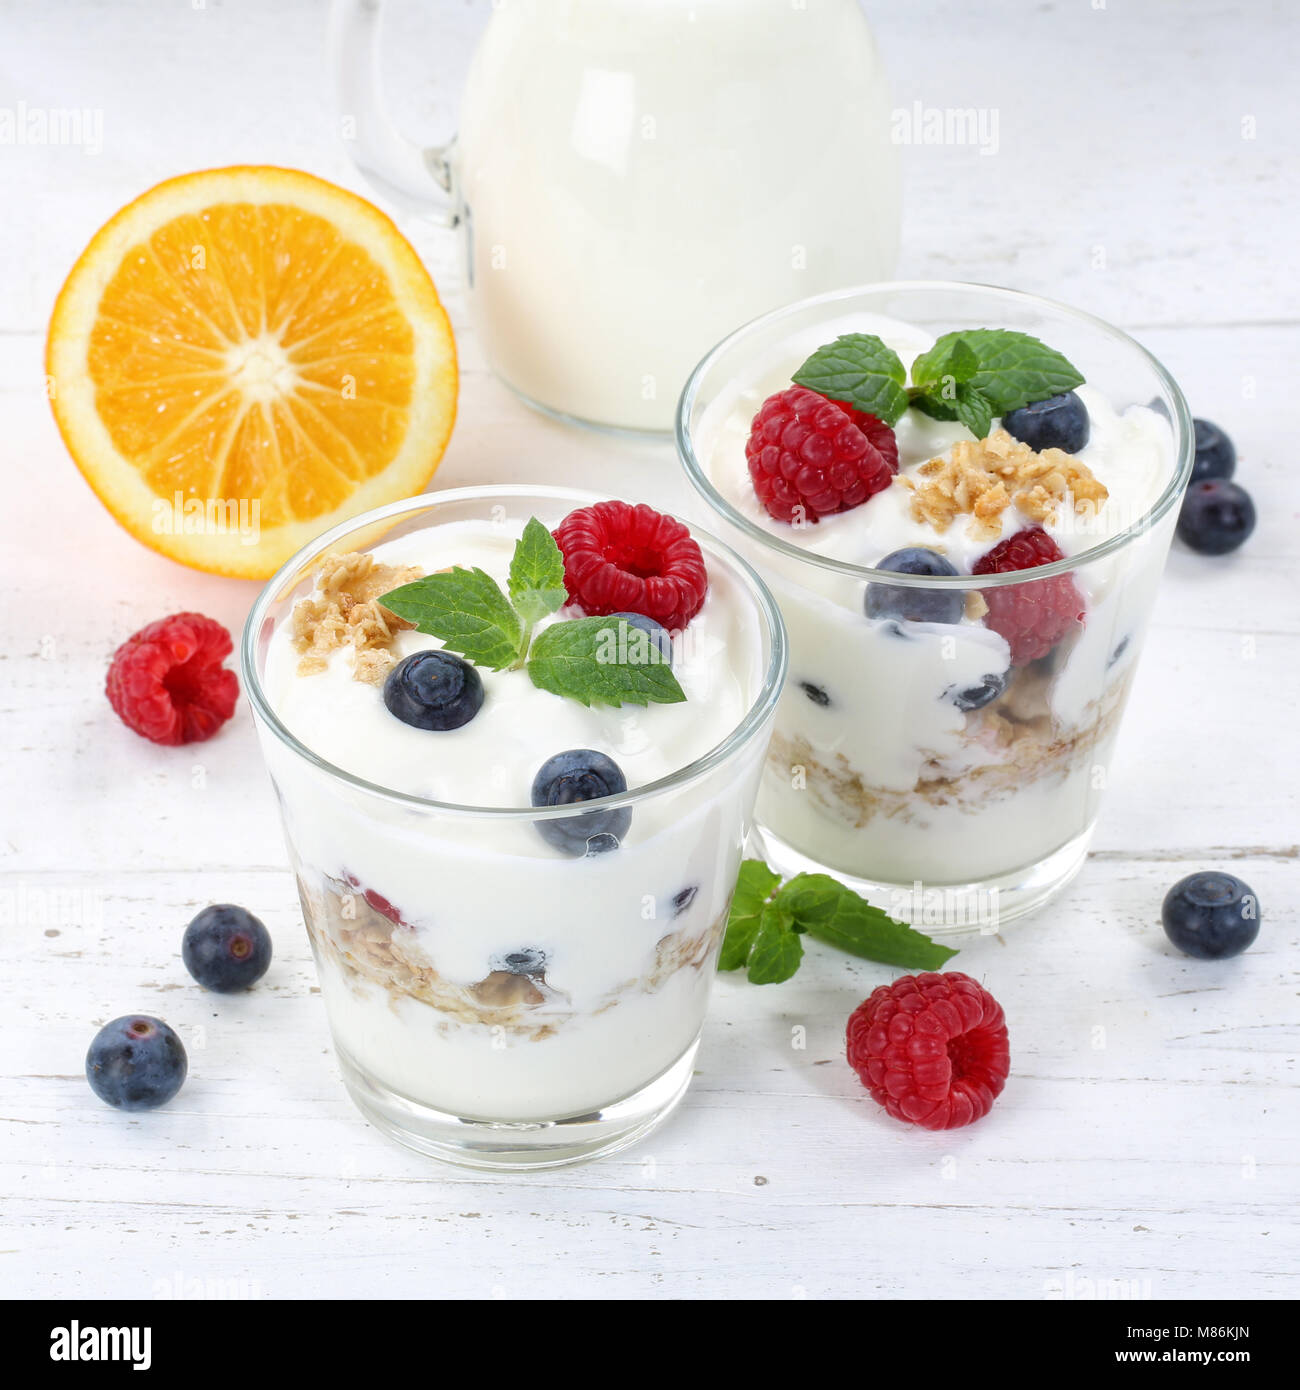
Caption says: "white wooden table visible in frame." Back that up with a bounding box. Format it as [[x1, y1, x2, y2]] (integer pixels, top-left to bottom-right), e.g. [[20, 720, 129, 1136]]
[[3, 0, 1297, 1300]]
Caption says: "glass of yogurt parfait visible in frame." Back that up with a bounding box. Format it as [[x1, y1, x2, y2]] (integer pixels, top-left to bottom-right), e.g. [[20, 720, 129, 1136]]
[[242, 485, 785, 1168], [677, 282, 1193, 930]]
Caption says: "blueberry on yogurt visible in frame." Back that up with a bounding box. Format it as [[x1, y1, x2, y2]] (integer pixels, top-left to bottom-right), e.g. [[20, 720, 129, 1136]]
[[383, 650, 484, 731], [531, 749, 632, 856], [493, 948, 547, 977], [1000, 391, 1090, 453], [865, 548, 964, 626]]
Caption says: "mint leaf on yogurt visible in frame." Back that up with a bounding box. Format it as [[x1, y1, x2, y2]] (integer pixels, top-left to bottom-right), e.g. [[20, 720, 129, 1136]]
[[719, 858, 957, 983], [913, 328, 1084, 417], [527, 616, 686, 708], [379, 567, 524, 671], [382, 518, 691, 707], [952, 384, 995, 440], [508, 517, 569, 626], [792, 333, 909, 425], [910, 333, 980, 392]]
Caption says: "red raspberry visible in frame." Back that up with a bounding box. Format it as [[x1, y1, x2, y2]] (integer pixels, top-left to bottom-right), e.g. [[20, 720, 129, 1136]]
[[105, 613, 239, 745], [552, 500, 708, 632], [745, 385, 898, 523], [846, 972, 1010, 1130], [972, 526, 1085, 665], [342, 872, 405, 927]]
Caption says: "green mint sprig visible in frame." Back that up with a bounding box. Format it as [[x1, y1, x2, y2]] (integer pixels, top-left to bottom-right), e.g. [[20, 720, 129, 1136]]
[[378, 519, 686, 709], [720, 859, 957, 985], [791, 328, 1084, 440]]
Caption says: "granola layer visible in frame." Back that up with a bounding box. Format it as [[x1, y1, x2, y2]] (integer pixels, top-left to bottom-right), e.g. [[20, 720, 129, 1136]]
[[768, 661, 1133, 830], [296, 871, 725, 1039]]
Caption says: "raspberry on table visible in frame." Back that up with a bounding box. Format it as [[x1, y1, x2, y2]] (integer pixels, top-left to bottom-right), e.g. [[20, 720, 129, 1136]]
[[745, 385, 898, 523], [846, 971, 1010, 1130], [105, 612, 239, 745], [972, 526, 1084, 665], [552, 500, 708, 632]]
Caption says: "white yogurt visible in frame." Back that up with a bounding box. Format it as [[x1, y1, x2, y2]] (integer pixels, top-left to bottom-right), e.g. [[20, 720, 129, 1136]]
[[695, 313, 1177, 891], [258, 515, 771, 1120]]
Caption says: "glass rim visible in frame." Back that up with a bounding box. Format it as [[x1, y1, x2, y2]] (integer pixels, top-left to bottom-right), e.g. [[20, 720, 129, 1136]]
[[240, 483, 789, 821], [675, 279, 1196, 590]]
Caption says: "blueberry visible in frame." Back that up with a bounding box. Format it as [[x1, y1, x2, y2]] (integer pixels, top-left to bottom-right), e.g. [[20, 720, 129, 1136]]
[[531, 749, 631, 856], [383, 650, 484, 731], [1161, 872, 1260, 960], [1108, 635, 1131, 668], [672, 885, 699, 917], [182, 904, 272, 992], [865, 548, 964, 625], [1190, 418, 1236, 483], [799, 681, 831, 707], [949, 671, 1008, 711], [609, 612, 673, 666], [493, 948, 547, 977], [86, 1015, 187, 1111], [1177, 479, 1256, 555], [1000, 391, 1090, 453]]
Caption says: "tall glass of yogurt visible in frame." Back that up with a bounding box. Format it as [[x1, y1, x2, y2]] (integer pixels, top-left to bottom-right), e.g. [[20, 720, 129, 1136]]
[[242, 486, 786, 1168], [677, 283, 1194, 929]]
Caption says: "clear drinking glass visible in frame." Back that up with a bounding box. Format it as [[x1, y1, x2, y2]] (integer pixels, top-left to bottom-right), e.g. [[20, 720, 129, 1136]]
[[242, 486, 786, 1168], [677, 282, 1194, 928]]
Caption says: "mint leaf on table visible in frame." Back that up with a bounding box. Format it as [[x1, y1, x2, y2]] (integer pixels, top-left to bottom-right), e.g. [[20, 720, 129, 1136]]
[[508, 517, 568, 627], [791, 333, 909, 425], [777, 872, 958, 971], [379, 567, 524, 671], [913, 329, 1084, 416], [746, 897, 804, 985], [527, 616, 686, 708], [718, 858, 956, 983], [720, 859, 783, 971]]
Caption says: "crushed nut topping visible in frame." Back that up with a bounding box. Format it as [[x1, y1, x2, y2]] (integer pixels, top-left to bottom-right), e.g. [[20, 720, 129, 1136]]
[[908, 428, 1108, 540], [291, 551, 422, 684]]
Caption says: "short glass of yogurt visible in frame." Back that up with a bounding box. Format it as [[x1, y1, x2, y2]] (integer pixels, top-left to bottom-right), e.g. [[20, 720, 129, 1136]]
[[677, 282, 1193, 929], [242, 485, 786, 1168]]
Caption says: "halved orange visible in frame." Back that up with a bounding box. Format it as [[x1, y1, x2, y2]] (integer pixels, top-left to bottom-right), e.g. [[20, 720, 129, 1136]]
[[47, 166, 457, 578]]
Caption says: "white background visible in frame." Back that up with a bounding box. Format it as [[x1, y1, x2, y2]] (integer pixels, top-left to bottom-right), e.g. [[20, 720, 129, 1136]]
[[2, 0, 1297, 1300]]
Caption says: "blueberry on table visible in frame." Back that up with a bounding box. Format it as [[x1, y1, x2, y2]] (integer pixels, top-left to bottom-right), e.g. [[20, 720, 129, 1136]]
[[1000, 391, 1090, 453], [609, 612, 673, 666], [531, 749, 632, 855], [1176, 479, 1256, 555], [183, 904, 272, 992], [383, 650, 484, 730], [86, 1015, 187, 1111], [949, 671, 1008, 712], [865, 548, 965, 625], [1162, 872, 1260, 959], [1190, 418, 1236, 483]]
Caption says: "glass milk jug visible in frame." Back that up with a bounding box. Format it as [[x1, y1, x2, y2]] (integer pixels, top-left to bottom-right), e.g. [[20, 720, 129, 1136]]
[[331, 0, 900, 433]]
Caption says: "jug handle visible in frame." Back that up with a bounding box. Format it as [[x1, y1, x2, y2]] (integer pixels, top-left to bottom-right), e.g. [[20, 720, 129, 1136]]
[[328, 0, 457, 223]]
